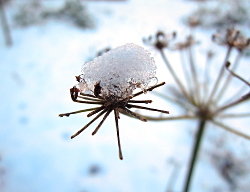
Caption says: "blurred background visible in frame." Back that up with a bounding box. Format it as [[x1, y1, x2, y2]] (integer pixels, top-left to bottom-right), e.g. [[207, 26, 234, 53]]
[[0, 0, 250, 192]]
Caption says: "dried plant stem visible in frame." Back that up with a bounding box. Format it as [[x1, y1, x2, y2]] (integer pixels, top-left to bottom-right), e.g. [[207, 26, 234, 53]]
[[183, 119, 207, 192], [226, 63, 250, 87], [133, 82, 165, 97], [78, 95, 102, 101], [92, 109, 112, 135], [142, 115, 196, 121], [216, 52, 242, 102], [159, 49, 191, 103], [74, 100, 104, 105], [59, 107, 100, 117], [153, 91, 195, 112], [80, 93, 104, 99], [203, 53, 212, 103], [179, 50, 192, 93], [71, 109, 108, 139], [188, 46, 200, 104], [216, 93, 250, 113], [127, 104, 169, 114], [223, 80, 249, 105], [122, 107, 147, 122], [218, 113, 250, 118], [207, 46, 233, 104], [211, 120, 250, 140], [128, 100, 152, 104], [87, 106, 105, 117], [114, 109, 123, 160]]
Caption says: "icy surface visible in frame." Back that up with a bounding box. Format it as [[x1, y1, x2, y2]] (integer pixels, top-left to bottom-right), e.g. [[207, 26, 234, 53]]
[[79, 43, 156, 99]]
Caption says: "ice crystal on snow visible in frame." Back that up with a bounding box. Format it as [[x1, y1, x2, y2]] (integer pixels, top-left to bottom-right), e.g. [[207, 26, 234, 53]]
[[79, 43, 157, 99]]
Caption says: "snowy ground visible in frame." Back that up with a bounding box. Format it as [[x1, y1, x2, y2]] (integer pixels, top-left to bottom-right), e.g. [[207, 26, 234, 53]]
[[0, 0, 250, 192]]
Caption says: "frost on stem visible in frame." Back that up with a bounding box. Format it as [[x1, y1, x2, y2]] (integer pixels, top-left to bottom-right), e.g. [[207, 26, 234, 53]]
[[78, 43, 157, 99]]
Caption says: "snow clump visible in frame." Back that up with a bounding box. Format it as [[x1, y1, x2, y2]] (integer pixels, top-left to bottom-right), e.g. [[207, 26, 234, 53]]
[[78, 43, 157, 99]]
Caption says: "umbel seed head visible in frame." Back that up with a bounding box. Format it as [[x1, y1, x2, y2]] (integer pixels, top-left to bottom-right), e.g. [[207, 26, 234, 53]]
[[78, 43, 157, 100], [59, 43, 169, 160]]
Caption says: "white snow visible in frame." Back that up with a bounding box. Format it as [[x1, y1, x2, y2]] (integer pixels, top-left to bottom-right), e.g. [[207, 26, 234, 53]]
[[80, 43, 156, 99]]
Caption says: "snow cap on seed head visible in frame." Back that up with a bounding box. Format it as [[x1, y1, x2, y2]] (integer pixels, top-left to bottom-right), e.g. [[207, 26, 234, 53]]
[[79, 43, 157, 99]]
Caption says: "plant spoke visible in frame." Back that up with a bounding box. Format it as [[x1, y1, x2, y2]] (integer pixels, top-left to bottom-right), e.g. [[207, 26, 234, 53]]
[[207, 45, 233, 104], [217, 52, 242, 102], [216, 93, 250, 113], [218, 113, 250, 118], [159, 49, 192, 103], [188, 45, 201, 105], [87, 106, 105, 117], [59, 107, 99, 117], [78, 95, 103, 101], [211, 120, 250, 140], [114, 109, 123, 160], [121, 107, 147, 122], [128, 100, 152, 104], [127, 104, 169, 114], [225, 61, 250, 86], [92, 109, 112, 135], [142, 115, 197, 121], [73, 99, 105, 105], [133, 82, 165, 97], [71, 108, 108, 139]]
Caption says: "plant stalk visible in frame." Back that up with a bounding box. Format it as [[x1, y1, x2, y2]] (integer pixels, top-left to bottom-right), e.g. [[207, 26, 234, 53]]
[[183, 119, 207, 192], [0, 0, 12, 46]]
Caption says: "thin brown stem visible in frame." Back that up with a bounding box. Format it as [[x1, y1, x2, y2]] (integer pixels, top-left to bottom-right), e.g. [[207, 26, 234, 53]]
[[59, 107, 99, 117], [128, 100, 152, 104], [92, 109, 112, 135], [127, 104, 169, 114], [71, 109, 108, 139], [207, 45, 233, 104], [216, 52, 242, 102], [179, 50, 192, 94], [78, 95, 102, 101], [87, 106, 105, 117], [114, 109, 123, 160], [73, 99, 104, 105], [152, 91, 195, 112], [133, 82, 165, 97], [225, 61, 250, 87], [222, 79, 249, 105], [122, 107, 147, 122], [188, 45, 200, 104], [211, 120, 250, 140], [80, 93, 104, 100], [218, 113, 250, 118], [141, 115, 197, 121], [216, 93, 250, 113], [159, 49, 191, 103], [202, 52, 212, 104]]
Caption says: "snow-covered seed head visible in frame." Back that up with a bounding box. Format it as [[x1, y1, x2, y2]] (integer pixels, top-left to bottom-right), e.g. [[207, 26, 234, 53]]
[[78, 43, 157, 99]]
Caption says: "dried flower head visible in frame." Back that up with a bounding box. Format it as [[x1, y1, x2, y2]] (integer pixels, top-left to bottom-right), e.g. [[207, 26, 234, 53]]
[[143, 31, 176, 50], [212, 28, 240, 47], [172, 35, 199, 50], [143, 28, 250, 191], [59, 43, 169, 160]]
